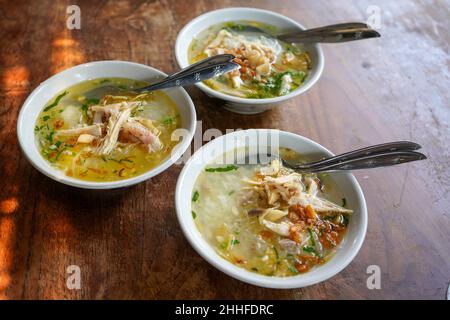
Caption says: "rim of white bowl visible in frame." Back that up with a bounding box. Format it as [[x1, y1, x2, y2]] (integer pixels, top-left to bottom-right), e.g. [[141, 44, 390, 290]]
[[175, 7, 325, 105], [17, 60, 197, 189], [175, 129, 367, 288]]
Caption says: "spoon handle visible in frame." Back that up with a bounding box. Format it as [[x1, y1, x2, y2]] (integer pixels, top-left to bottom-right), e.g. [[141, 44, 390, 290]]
[[136, 61, 240, 92], [297, 151, 427, 173], [302, 22, 371, 33], [278, 23, 380, 43]]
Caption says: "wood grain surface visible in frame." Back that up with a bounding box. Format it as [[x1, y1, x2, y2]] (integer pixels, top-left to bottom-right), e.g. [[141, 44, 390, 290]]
[[0, 0, 449, 299]]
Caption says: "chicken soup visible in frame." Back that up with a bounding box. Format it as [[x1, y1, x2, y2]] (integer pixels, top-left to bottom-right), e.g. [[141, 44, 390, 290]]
[[191, 148, 352, 276], [34, 78, 181, 182], [188, 21, 311, 98]]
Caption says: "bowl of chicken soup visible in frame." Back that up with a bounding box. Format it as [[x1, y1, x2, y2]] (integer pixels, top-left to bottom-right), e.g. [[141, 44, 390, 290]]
[[175, 8, 324, 114], [175, 129, 367, 288], [17, 61, 196, 189]]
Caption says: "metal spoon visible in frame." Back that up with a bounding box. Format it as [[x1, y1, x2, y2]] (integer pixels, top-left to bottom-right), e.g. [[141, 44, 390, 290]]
[[229, 22, 380, 43], [85, 54, 239, 97], [282, 141, 423, 171], [285, 150, 426, 173], [241, 141, 426, 173]]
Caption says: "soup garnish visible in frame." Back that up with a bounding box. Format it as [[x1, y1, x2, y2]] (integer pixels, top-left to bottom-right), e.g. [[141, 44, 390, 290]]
[[188, 21, 311, 99], [34, 78, 181, 182], [192, 149, 352, 276]]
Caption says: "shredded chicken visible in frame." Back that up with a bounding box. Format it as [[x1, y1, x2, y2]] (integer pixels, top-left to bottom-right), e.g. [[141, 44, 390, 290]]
[[243, 159, 352, 238], [56, 100, 163, 156], [89, 101, 141, 116], [122, 119, 162, 152], [96, 108, 131, 155], [204, 29, 280, 86], [56, 124, 103, 137]]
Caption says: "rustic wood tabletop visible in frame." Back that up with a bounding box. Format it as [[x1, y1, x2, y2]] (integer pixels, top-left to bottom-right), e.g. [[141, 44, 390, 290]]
[[0, 0, 449, 300]]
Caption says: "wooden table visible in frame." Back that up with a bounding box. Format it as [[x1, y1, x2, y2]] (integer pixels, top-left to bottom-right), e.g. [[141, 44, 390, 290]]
[[0, 0, 449, 300]]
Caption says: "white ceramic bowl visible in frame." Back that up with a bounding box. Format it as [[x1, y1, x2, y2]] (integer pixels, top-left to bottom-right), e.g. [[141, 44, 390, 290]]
[[175, 7, 324, 114], [17, 61, 197, 189], [175, 129, 367, 288]]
